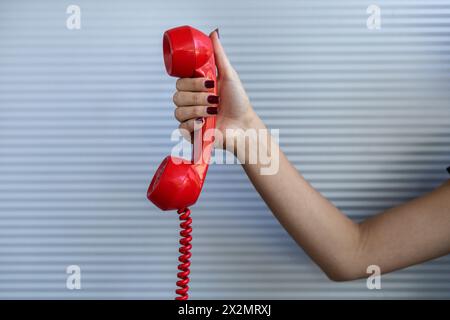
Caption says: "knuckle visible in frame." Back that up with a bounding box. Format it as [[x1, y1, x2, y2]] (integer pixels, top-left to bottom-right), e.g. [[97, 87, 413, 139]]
[[175, 79, 182, 90], [172, 92, 179, 105], [174, 108, 182, 122], [192, 93, 199, 105]]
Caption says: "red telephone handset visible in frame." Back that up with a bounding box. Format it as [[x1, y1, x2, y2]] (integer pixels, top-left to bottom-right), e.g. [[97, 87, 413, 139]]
[[147, 26, 217, 300], [147, 26, 217, 211]]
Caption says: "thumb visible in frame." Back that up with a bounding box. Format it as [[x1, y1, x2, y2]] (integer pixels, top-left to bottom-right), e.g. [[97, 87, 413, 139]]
[[209, 29, 235, 79]]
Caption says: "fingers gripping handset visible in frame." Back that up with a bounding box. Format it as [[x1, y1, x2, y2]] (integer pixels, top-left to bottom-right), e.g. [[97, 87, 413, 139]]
[[146, 26, 217, 300], [147, 26, 217, 211]]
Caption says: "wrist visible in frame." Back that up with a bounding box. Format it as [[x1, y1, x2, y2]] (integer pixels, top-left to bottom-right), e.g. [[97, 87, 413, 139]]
[[228, 110, 266, 158], [240, 108, 263, 132]]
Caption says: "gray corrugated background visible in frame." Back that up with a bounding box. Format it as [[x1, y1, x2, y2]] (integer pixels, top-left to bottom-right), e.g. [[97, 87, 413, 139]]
[[0, 0, 449, 299]]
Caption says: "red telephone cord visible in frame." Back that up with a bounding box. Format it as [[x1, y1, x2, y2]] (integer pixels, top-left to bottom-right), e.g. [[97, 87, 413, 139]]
[[175, 207, 192, 300]]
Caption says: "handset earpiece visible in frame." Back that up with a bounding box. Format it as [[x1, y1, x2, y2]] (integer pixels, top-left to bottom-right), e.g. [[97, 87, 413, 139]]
[[163, 26, 213, 77]]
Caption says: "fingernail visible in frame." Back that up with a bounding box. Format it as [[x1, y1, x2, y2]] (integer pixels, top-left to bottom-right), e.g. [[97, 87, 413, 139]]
[[207, 95, 219, 104], [207, 107, 218, 115], [204, 80, 215, 89], [214, 28, 220, 39], [195, 117, 204, 124]]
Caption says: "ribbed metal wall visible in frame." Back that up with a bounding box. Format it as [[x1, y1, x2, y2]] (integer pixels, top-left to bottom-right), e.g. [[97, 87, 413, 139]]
[[0, 0, 449, 299]]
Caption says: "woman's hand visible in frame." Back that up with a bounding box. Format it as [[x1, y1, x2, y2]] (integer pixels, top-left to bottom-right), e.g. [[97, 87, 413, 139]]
[[172, 30, 258, 152]]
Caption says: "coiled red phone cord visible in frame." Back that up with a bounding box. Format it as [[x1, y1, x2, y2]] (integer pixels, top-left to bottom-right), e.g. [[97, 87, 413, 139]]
[[175, 207, 192, 300]]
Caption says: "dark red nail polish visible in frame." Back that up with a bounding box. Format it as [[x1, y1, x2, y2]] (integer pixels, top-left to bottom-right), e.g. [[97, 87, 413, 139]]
[[207, 107, 218, 115], [204, 80, 215, 89], [195, 117, 204, 123], [207, 95, 219, 104], [214, 28, 220, 39]]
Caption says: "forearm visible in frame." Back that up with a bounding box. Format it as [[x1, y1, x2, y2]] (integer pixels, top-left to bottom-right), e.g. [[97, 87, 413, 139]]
[[235, 114, 450, 280], [236, 114, 366, 280]]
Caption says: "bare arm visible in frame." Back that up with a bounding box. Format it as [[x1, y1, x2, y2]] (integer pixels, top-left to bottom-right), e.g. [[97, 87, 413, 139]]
[[240, 115, 450, 280], [172, 31, 450, 281]]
